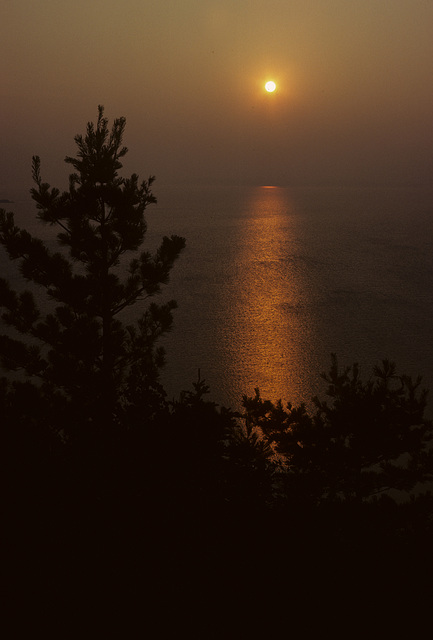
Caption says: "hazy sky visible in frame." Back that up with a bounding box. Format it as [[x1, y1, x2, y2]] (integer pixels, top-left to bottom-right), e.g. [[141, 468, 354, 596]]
[[2, 0, 432, 194]]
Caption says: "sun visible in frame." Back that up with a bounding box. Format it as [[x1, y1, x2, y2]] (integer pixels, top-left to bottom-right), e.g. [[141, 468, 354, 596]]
[[265, 81, 276, 93]]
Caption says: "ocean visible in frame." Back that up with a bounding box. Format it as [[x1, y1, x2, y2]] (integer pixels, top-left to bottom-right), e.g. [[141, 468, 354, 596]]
[[148, 184, 433, 415], [2, 184, 433, 416]]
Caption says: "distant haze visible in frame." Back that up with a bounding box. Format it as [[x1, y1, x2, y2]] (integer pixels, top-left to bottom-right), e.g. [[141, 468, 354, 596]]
[[2, 1, 432, 195]]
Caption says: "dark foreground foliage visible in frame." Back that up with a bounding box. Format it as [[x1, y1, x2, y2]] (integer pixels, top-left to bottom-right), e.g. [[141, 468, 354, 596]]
[[3, 358, 433, 623]]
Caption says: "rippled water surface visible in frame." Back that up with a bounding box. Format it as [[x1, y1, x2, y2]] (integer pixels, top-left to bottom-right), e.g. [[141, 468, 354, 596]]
[[147, 185, 433, 413], [3, 184, 433, 414]]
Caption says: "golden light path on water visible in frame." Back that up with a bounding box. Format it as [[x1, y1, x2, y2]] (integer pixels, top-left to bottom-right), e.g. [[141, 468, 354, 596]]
[[4, 186, 433, 417], [1, 189, 322, 413], [216, 185, 321, 409]]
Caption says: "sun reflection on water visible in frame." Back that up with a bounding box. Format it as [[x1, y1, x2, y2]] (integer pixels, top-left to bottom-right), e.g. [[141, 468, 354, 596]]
[[219, 185, 320, 408]]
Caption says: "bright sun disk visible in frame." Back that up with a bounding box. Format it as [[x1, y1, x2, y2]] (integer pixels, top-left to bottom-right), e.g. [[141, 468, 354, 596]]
[[265, 81, 276, 92]]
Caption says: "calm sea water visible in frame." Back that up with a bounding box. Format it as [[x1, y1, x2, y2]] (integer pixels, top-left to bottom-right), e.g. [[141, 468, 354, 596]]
[[148, 184, 433, 415], [2, 185, 433, 416]]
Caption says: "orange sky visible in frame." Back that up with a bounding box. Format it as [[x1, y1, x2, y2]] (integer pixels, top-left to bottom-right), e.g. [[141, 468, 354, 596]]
[[2, 0, 432, 195]]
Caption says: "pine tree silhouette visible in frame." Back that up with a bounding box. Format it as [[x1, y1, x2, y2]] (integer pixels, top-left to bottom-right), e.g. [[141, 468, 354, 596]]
[[0, 106, 185, 438]]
